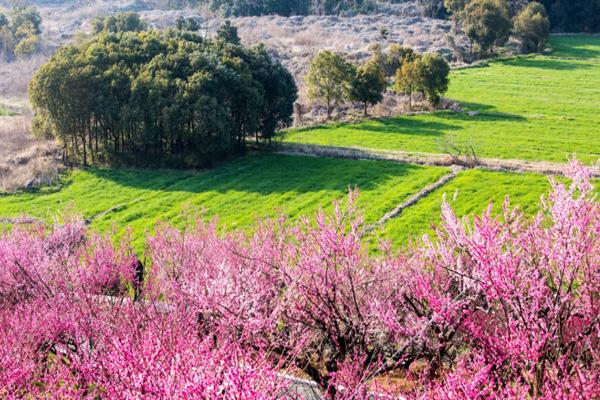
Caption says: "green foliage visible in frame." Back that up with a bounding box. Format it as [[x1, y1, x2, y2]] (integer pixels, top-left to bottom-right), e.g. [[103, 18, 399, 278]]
[[415, 53, 450, 105], [394, 58, 421, 110], [10, 6, 41, 37], [92, 12, 148, 34], [216, 20, 240, 44], [175, 16, 200, 32], [539, 0, 600, 33], [306, 50, 356, 118], [208, 0, 376, 16], [461, 0, 512, 56], [382, 44, 416, 78], [29, 28, 296, 168], [283, 36, 600, 163], [0, 6, 42, 61], [444, 0, 468, 15], [514, 2, 550, 53], [13, 31, 39, 58], [350, 60, 386, 116], [394, 52, 450, 108]]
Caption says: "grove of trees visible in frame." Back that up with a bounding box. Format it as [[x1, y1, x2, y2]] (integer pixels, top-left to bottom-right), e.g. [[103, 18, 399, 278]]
[[306, 47, 450, 117], [1, 159, 598, 399], [29, 25, 297, 168]]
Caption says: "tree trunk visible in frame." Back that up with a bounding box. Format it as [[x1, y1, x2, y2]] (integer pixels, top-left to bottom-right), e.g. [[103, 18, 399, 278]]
[[364, 102, 368, 117]]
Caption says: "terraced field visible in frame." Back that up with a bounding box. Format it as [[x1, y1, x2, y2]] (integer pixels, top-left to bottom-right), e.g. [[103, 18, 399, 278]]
[[0, 154, 449, 250], [2, 36, 599, 253], [282, 36, 600, 163]]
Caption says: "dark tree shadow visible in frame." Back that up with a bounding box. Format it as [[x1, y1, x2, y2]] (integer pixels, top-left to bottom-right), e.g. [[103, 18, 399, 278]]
[[86, 154, 427, 195], [502, 57, 594, 71]]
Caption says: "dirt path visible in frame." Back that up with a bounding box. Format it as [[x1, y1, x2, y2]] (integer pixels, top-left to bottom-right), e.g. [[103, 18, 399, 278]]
[[274, 142, 592, 177]]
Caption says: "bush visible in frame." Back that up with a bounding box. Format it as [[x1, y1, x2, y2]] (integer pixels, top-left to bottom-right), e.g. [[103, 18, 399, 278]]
[[13, 33, 40, 58], [92, 12, 148, 34]]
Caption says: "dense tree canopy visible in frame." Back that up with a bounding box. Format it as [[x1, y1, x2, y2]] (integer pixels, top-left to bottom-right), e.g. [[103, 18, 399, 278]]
[[91, 12, 148, 34], [29, 28, 297, 168], [208, 0, 376, 16], [538, 0, 600, 33]]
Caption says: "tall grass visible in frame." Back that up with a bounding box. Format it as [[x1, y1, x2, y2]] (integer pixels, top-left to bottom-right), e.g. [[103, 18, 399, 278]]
[[0, 115, 62, 192]]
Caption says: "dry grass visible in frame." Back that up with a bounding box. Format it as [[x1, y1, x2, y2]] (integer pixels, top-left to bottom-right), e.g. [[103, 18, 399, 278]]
[[0, 115, 62, 192]]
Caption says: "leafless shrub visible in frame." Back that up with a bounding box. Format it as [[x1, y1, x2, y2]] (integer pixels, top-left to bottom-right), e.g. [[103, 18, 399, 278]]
[[437, 134, 481, 168], [0, 115, 63, 192]]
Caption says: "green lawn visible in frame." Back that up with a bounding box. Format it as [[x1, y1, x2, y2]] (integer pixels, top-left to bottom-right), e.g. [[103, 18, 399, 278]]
[[374, 169, 553, 248], [0, 154, 448, 250], [282, 36, 600, 163]]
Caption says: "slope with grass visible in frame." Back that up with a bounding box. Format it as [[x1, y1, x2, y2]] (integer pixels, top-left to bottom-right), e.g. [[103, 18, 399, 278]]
[[0, 154, 448, 250], [282, 36, 600, 163], [374, 169, 552, 248]]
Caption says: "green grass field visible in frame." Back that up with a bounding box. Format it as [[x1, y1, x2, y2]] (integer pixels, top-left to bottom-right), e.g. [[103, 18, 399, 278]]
[[374, 169, 552, 247], [0, 154, 449, 249], [3, 37, 599, 252], [282, 36, 600, 163]]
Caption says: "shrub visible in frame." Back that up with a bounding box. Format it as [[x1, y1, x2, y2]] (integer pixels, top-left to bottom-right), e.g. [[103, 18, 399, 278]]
[[514, 2, 550, 53], [13, 34, 40, 58]]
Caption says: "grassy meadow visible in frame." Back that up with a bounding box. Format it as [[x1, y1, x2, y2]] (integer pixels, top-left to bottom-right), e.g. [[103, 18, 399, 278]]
[[374, 169, 552, 247], [0, 154, 448, 250], [282, 36, 600, 163]]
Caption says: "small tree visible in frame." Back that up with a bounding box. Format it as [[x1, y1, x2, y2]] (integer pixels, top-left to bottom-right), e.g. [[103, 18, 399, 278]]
[[383, 44, 416, 78], [350, 60, 386, 116], [306, 50, 356, 119], [461, 0, 512, 57], [217, 20, 240, 44], [416, 52, 450, 106], [14, 32, 39, 58], [513, 2, 550, 53], [394, 58, 421, 111]]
